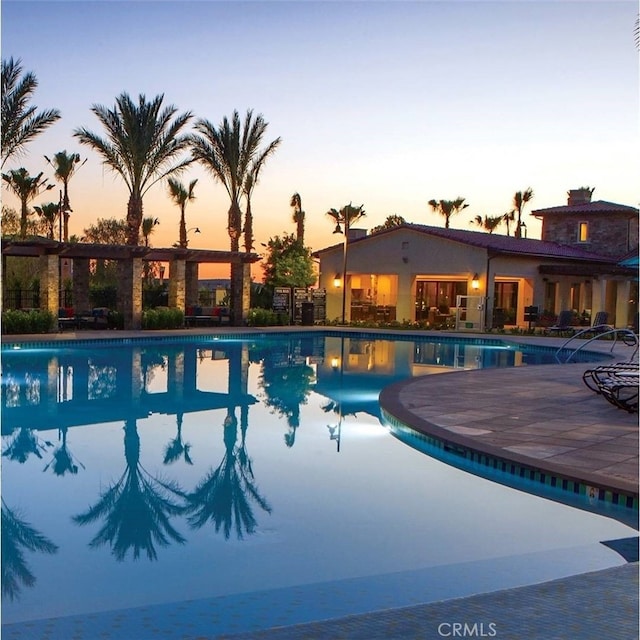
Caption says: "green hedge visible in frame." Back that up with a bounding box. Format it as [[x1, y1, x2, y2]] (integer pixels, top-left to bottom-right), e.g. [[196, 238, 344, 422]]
[[141, 307, 184, 330], [2, 309, 55, 334], [247, 308, 290, 326]]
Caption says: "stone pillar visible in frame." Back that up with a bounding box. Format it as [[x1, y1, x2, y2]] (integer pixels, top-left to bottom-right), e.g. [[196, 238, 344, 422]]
[[241, 262, 251, 324], [168, 259, 186, 310], [396, 271, 414, 323], [615, 280, 631, 328], [117, 258, 143, 330], [185, 262, 199, 306], [73, 258, 91, 313], [557, 279, 571, 311], [39, 254, 59, 320]]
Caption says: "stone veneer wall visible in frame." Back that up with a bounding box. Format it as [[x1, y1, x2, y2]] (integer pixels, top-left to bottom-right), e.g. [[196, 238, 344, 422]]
[[541, 213, 638, 258]]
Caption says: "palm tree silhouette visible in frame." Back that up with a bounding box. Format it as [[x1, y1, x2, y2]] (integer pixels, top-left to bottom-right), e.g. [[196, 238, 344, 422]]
[[1, 168, 54, 238], [513, 188, 534, 238], [167, 177, 197, 248], [72, 419, 186, 561], [290, 192, 305, 244], [185, 409, 271, 540], [428, 197, 469, 229], [1, 499, 58, 600], [74, 92, 193, 245], [43, 426, 85, 476]]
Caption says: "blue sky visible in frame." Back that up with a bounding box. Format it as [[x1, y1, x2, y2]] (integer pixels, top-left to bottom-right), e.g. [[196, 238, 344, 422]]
[[2, 0, 638, 263]]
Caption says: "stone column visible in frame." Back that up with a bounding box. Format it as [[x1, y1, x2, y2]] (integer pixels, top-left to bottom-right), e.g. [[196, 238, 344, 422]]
[[185, 262, 199, 307], [118, 258, 143, 330], [556, 279, 572, 311], [615, 280, 631, 329], [241, 262, 251, 323], [39, 254, 59, 320], [168, 259, 186, 310], [73, 258, 91, 313]]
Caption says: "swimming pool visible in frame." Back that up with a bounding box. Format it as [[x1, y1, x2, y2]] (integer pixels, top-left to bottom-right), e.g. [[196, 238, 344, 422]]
[[1, 332, 632, 635]]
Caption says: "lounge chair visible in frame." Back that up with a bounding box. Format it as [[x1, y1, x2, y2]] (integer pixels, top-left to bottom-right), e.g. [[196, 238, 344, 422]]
[[582, 362, 639, 413], [582, 310, 612, 336], [545, 310, 574, 336]]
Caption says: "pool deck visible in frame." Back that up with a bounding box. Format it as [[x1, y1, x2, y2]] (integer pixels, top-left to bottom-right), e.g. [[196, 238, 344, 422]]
[[2, 328, 638, 639]]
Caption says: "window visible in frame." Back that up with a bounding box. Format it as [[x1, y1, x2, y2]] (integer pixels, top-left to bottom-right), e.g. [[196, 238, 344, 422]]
[[494, 281, 519, 325], [578, 222, 589, 242], [415, 280, 467, 321]]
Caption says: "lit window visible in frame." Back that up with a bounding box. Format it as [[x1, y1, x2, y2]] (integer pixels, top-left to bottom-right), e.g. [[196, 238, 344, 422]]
[[578, 222, 588, 242]]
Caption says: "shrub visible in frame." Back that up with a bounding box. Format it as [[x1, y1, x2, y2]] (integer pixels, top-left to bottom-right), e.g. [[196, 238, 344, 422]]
[[2, 309, 55, 334], [141, 307, 184, 330], [247, 308, 291, 326]]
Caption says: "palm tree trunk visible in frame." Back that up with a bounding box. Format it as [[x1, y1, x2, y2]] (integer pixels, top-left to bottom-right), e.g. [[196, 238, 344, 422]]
[[244, 200, 253, 253], [228, 201, 241, 253], [126, 193, 143, 245], [19, 200, 28, 239], [297, 212, 304, 245], [63, 183, 71, 241], [179, 206, 187, 248]]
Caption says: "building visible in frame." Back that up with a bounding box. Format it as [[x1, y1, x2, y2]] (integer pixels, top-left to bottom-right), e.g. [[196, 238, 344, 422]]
[[314, 191, 638, 330]]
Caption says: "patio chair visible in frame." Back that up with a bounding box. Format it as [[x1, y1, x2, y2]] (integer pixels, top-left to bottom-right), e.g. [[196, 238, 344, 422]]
[[582, 363, 639, 413], [582, 310, 612, 336], [582, 361, 639, 393], [545, 310, 574, 336]]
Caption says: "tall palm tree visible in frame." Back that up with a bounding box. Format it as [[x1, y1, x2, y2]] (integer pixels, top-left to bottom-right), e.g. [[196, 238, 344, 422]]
[[290, 192, 305, 244], [1, 57, 61, 168], [471, 214, 502, 234], [1, 168, 54, 238], [74, 93, 192, 245], [167, 177, 197, 248], [141, 216, 159, 247], [44, 150, 85, 241], [242, 137, 281, 252], [513, 188, 534, 238], [428, 197, 469, 229], [326, 202, 366, 231], [189, 109, 280, 323], [33, 201, 59, 239]]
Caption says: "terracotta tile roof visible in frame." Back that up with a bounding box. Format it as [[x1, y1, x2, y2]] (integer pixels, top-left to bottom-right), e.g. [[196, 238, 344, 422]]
[[314, 223, 615, 263], [531, 200, 639, 216]]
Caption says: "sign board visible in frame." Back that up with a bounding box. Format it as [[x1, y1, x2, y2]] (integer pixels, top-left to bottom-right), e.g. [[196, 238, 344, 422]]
[[273, 287, 291, 316], [312, 288, 327, 322], [293, 288, 308, 323]]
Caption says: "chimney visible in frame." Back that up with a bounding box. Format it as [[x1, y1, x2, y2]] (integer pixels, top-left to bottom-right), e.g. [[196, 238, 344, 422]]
[[567, 187, 594, 206], [347, 228, 367, 241]]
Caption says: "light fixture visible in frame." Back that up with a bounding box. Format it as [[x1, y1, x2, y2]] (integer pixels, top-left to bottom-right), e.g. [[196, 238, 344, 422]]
[[333, 223, 343, 235], [331, 356, 340, 369], [471, 273, 480, 290], [333, 273, 342, 288]]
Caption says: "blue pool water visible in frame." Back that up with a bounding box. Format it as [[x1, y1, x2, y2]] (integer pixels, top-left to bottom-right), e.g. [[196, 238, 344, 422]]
[[1, 332, 632, 634]]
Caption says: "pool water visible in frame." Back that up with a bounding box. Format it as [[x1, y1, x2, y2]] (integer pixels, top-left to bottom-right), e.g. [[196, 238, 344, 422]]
[[1, 333, 632, 633]]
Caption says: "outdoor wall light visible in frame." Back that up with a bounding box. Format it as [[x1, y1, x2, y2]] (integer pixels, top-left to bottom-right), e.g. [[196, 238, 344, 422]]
[[471, 273, 480, 290], [333, 273, 342, 288], [331, 357, 340, 369]]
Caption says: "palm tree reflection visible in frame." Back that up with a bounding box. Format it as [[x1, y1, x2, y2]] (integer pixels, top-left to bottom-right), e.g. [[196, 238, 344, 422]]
[[2, 426, 53, 463], [163, 412, 193, 466], [72, 419, 186, 561], [43, 426, 85, 476], [1, 499, 58, 600], [185, 408, 271, 540]]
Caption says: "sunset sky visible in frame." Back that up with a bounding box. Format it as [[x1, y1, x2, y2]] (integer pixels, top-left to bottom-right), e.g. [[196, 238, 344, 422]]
[[2, 1, 638, 278]]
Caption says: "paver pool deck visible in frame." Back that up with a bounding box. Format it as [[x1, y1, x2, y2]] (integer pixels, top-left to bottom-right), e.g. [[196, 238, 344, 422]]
[[1, 328, 638, 639]]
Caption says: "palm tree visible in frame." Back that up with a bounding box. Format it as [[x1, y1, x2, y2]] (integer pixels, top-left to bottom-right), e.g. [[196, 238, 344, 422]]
[[502, 210, 515, 236], [1, 57, 61, 168], [33, 201, 59, 239], [471, 214, 502, 234], [428, 197, 469, 229], [370, 214, 406, 234], [513, 188, 534, 238], [44, 150, 86, 241], [167, 177, 197, 248], [290, 192, 305, 244], [189, 109, 281, 323], [141, 216, 159, 247], [242, 137, 281, 252], [74, 93, 192, 245], [326, 202, 366, 232], [1, 168, 54, 238]]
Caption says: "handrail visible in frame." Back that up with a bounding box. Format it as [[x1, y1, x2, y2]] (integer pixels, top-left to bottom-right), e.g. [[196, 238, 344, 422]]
[[555, 326, 639, 364]]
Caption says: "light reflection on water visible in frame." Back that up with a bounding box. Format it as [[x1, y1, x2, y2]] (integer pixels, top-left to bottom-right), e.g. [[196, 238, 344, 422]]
[[1, 334, 631, 625]]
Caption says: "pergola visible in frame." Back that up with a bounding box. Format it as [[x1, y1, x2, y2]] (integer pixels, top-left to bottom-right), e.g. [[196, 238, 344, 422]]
[[1, 238, 261, 329]]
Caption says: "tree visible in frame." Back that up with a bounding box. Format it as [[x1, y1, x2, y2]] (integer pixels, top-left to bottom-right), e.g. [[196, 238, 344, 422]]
[[2, 205, 46, 238], [189, 109, 281, 323], [470, 214, 502, 234], [167, 177, 197, 248], [242, 137, 281, 252], [44, 150, 85, 241], [370, 214, 406, 234], [33, 201, 59, 239], [290, 192, 305, 244], [1, 57, 60, 168], [326, 202, 366, 232], [262, 233, 316, 289], [513, 188, 534, 238], [74, 93, 192, 245], [82, 217, 127, 244], [502, 210, 515, 236], [1, 168, 54, 238], [141, 216, 159, 247], [428, 197, 468, 229]]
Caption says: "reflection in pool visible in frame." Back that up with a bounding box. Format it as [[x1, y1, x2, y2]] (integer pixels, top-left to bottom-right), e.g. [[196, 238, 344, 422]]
[[0, 333, 630, 632]]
